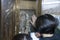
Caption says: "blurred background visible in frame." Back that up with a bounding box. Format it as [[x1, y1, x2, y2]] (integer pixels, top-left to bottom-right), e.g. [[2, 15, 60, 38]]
[[0, 0, 60, 40]]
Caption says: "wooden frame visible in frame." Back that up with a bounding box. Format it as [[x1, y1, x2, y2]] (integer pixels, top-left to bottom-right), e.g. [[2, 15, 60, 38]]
[[22, 0, 36, 1], [1, 0, 15, 40]]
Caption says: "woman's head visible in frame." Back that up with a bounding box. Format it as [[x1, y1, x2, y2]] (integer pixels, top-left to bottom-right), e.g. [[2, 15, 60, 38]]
[[12, 34, 32, 40], [35, 14, 59, 34]]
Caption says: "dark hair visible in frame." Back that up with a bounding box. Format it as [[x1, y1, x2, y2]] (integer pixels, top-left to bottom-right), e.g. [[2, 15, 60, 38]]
[[35, 14, 59, 34], [12, 34, 32, 40]]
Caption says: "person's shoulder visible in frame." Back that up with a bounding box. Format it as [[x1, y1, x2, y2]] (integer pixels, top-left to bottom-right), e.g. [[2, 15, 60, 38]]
[[53, 34, 60, 40], [39, 34, 60, 40]]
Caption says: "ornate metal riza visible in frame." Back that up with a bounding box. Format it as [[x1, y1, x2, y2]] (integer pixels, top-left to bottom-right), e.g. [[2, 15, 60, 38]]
[[19, 9, 35, 34]]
